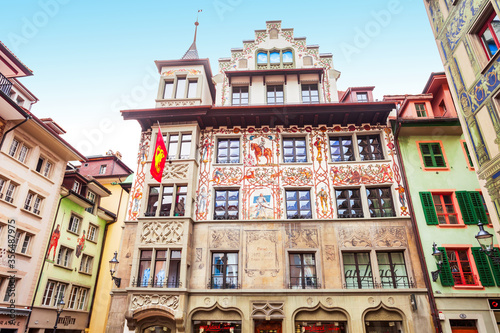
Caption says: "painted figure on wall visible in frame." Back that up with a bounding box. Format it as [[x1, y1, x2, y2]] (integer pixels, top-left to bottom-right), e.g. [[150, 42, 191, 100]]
[[131, 190, 143, 218], [198, 186, 208, 214], [317, 187, 328, 213], [250, 192, 273, 219], [201, 138, 212, 163], [251, 139, 272, 165], [75, 230, 86, 258], [211, 168, 223, 184], [46, 224, 60, 261], [313, 137, 325, 162]]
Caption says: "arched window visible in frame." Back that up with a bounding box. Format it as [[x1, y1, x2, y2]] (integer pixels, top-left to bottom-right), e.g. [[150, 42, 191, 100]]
[[257, 52, 268, 65], [283, 51, 293, 63], [270, 52, 280, 64]]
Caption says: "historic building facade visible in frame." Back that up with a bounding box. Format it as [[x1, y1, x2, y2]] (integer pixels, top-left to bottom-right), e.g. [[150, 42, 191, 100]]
[[0, 41, 86, 332], [387, 72, 500, 333], [423, 0, 500, 239], [113, 21, 435, 333]]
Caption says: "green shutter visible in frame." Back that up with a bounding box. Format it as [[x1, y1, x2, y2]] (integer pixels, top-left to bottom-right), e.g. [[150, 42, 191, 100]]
[[420, 192, 438, 225], [470, 191, 488, 224], [437, 247, 455, 286], [463, 141, 474, 168], [488, 248, 500, 287], [456, 191, 477, 224], [471, 247, 495, 287]]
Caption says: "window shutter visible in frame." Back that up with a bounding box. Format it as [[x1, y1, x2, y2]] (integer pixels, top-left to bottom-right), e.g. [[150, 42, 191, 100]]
[[471, 247, 495, 286], [437, 247, 455, 286], [470, 191, 488, 224], [488, 248, 500, 287], [420, 192, 438, 225], [455, 191, 477, 224]]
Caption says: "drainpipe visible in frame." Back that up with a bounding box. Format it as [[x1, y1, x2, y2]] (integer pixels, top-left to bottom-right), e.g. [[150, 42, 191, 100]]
[[24, 192, 70, 333], [86, 177, 124, 329], [0, 115, 31, 149], [393, 116, 443, 333]]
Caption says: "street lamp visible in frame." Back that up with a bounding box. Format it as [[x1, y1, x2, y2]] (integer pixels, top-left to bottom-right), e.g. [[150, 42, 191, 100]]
[[431, 242, 443, 282], [109, 251, 121, 287], [53, 295, 65, 333], [475, 222, 500, 263]]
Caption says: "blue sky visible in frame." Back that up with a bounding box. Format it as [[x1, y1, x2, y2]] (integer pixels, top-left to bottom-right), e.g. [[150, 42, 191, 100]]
[[0, 0, 443, 170]]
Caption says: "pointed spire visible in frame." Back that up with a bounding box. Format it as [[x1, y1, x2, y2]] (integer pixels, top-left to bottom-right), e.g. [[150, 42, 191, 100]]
[[182, 10, 202, 60]]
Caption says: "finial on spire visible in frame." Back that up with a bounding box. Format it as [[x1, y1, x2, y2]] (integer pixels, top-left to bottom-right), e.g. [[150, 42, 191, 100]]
[[182, 10, 202, 60]]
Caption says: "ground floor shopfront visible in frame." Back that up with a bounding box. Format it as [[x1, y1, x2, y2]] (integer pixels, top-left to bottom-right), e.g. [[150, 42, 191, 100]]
[[0, 307, 30, 333], [109, 290, 434, 333], [26, 307, 89, 333], [436, 295, 500, 333]]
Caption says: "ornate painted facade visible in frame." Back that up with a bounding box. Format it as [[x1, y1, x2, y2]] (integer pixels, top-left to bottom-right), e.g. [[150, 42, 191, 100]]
[[113, 21, 435, 333]]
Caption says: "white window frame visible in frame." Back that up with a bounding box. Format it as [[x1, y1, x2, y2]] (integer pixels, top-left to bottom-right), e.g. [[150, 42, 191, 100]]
[[68, 214, 81, 234]]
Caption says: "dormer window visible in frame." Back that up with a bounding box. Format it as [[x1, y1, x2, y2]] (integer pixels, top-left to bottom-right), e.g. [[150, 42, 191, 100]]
[[72, 181, 81, 194], [356, 92, 368, 103], [161, 76, 199, 100]]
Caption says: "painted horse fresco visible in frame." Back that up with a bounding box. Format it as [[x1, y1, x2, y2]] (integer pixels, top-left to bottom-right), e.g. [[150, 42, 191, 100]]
[[251, 143, 272, 165]]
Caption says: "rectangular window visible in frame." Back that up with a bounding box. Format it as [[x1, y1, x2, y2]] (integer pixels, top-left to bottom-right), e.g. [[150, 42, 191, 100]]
[[357, 135, 383, 161], [159, 186, 173, 216], [462, 141, 474, 169], [87, 224, 98, 242], [79, 254, 93, 274], [343, 252, 373, 289], [285, 190, 312, 219], [289, 253, 317, 289], [163, 81, 174, 99], [447, 249, 477, 286], [302, 84, 319, 104], [41, 281, 56, 306], [8, 139, 19, 157], [267, 85, 284, 105], [53, 282, 67, 306], [68, 286, 78, 309], [68, 215, 81, 233], [146, 186, 160, 216], [175, 78, 186, 99], [43, 161, 52, 177], [187, 80, 198, 98], [179, 134, 191, 159], [479, 193, 492, 224], [99, 165, 107, 174], [214, 190, 239, 220], [153, 250, 167, 287], [20, 234, 31, 254], [211, 252, 238, 289], [0, 178, 4, 199], [366, 187, 395, 217], [4, 183, 17, 203], [77, 288, 88, 310], [336, 189, 363, 218], [33, 196, 43, 215], [217, 138, 240, 164], [138, 250, 152, 287], [415, 103, 427, 117], [419, 142, 446, 168], [17, 145, 29, 163], [36, 157, 44, 172], [479, 12, 500, 60], [174, 186, 187, 216], [85, 191, 96, 214], [57, 246, 73, 267], [377, 252, 410, 288], [356, 92, 368, 102], [24, 192, 33, 211], [13, 232, 21, 252], [329, 136, 354, 162], [432, 193, 459, 224], [3, 279, 15, 302], [232, 86, 249, 106], [167, 250, 181, 288], [72, 181, 81, 194], [283, 137, 307, 163]]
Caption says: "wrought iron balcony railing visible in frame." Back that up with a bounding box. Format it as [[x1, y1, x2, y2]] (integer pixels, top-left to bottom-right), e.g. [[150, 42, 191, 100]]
[[131, 276, 181, 288], [288, 277, 320, 289], [343, 278, 415, 289], [0, 73, 12, 96], [207, 277, 240, 289]]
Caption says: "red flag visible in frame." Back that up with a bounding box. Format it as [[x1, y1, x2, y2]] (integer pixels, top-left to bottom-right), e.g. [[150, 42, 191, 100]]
[[150, 127, 167, 182]]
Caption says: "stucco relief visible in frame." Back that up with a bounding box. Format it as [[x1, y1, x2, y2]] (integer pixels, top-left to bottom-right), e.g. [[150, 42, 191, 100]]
[[140, 221, 184, 244], [338, 228, 372, 247], [130, 294, 179, 311], [162, 163, 189, 179], [245, 230, 280, 276], [285, 227, 319, 248], [324, 245, 335, 261], [209, 228, 240, 249], [251, 301, 284, 319], [196, 248, 202, 262], [338, 227, 407, 248]]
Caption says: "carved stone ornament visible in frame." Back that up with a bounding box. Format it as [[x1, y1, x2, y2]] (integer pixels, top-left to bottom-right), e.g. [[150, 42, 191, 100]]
[[130, 294, 179, 311], [251, 301, 285, 319], [324, 245, 335, 261], [162, 163, 189, 179], [141, 221, 184, 245], [338, 227, 407, 248], [286, 227, 319, 248], [196, 248, 202, 262], [210, 228, 240, 248]]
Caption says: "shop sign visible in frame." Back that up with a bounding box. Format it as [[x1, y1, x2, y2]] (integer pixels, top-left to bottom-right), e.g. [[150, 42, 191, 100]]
[[302, 324, 343, 332], [57, 315, 76, 326], [489, 299, 500, 310]]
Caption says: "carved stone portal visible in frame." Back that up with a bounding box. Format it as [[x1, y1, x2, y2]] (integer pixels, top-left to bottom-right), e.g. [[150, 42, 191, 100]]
[[140, 221, 184, 245]]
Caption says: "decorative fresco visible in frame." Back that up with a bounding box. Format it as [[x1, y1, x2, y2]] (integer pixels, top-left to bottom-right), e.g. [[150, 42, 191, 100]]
[[218, 21, 334, 105], [195, 125, 409, 220], [128, 130, 152, 221]]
